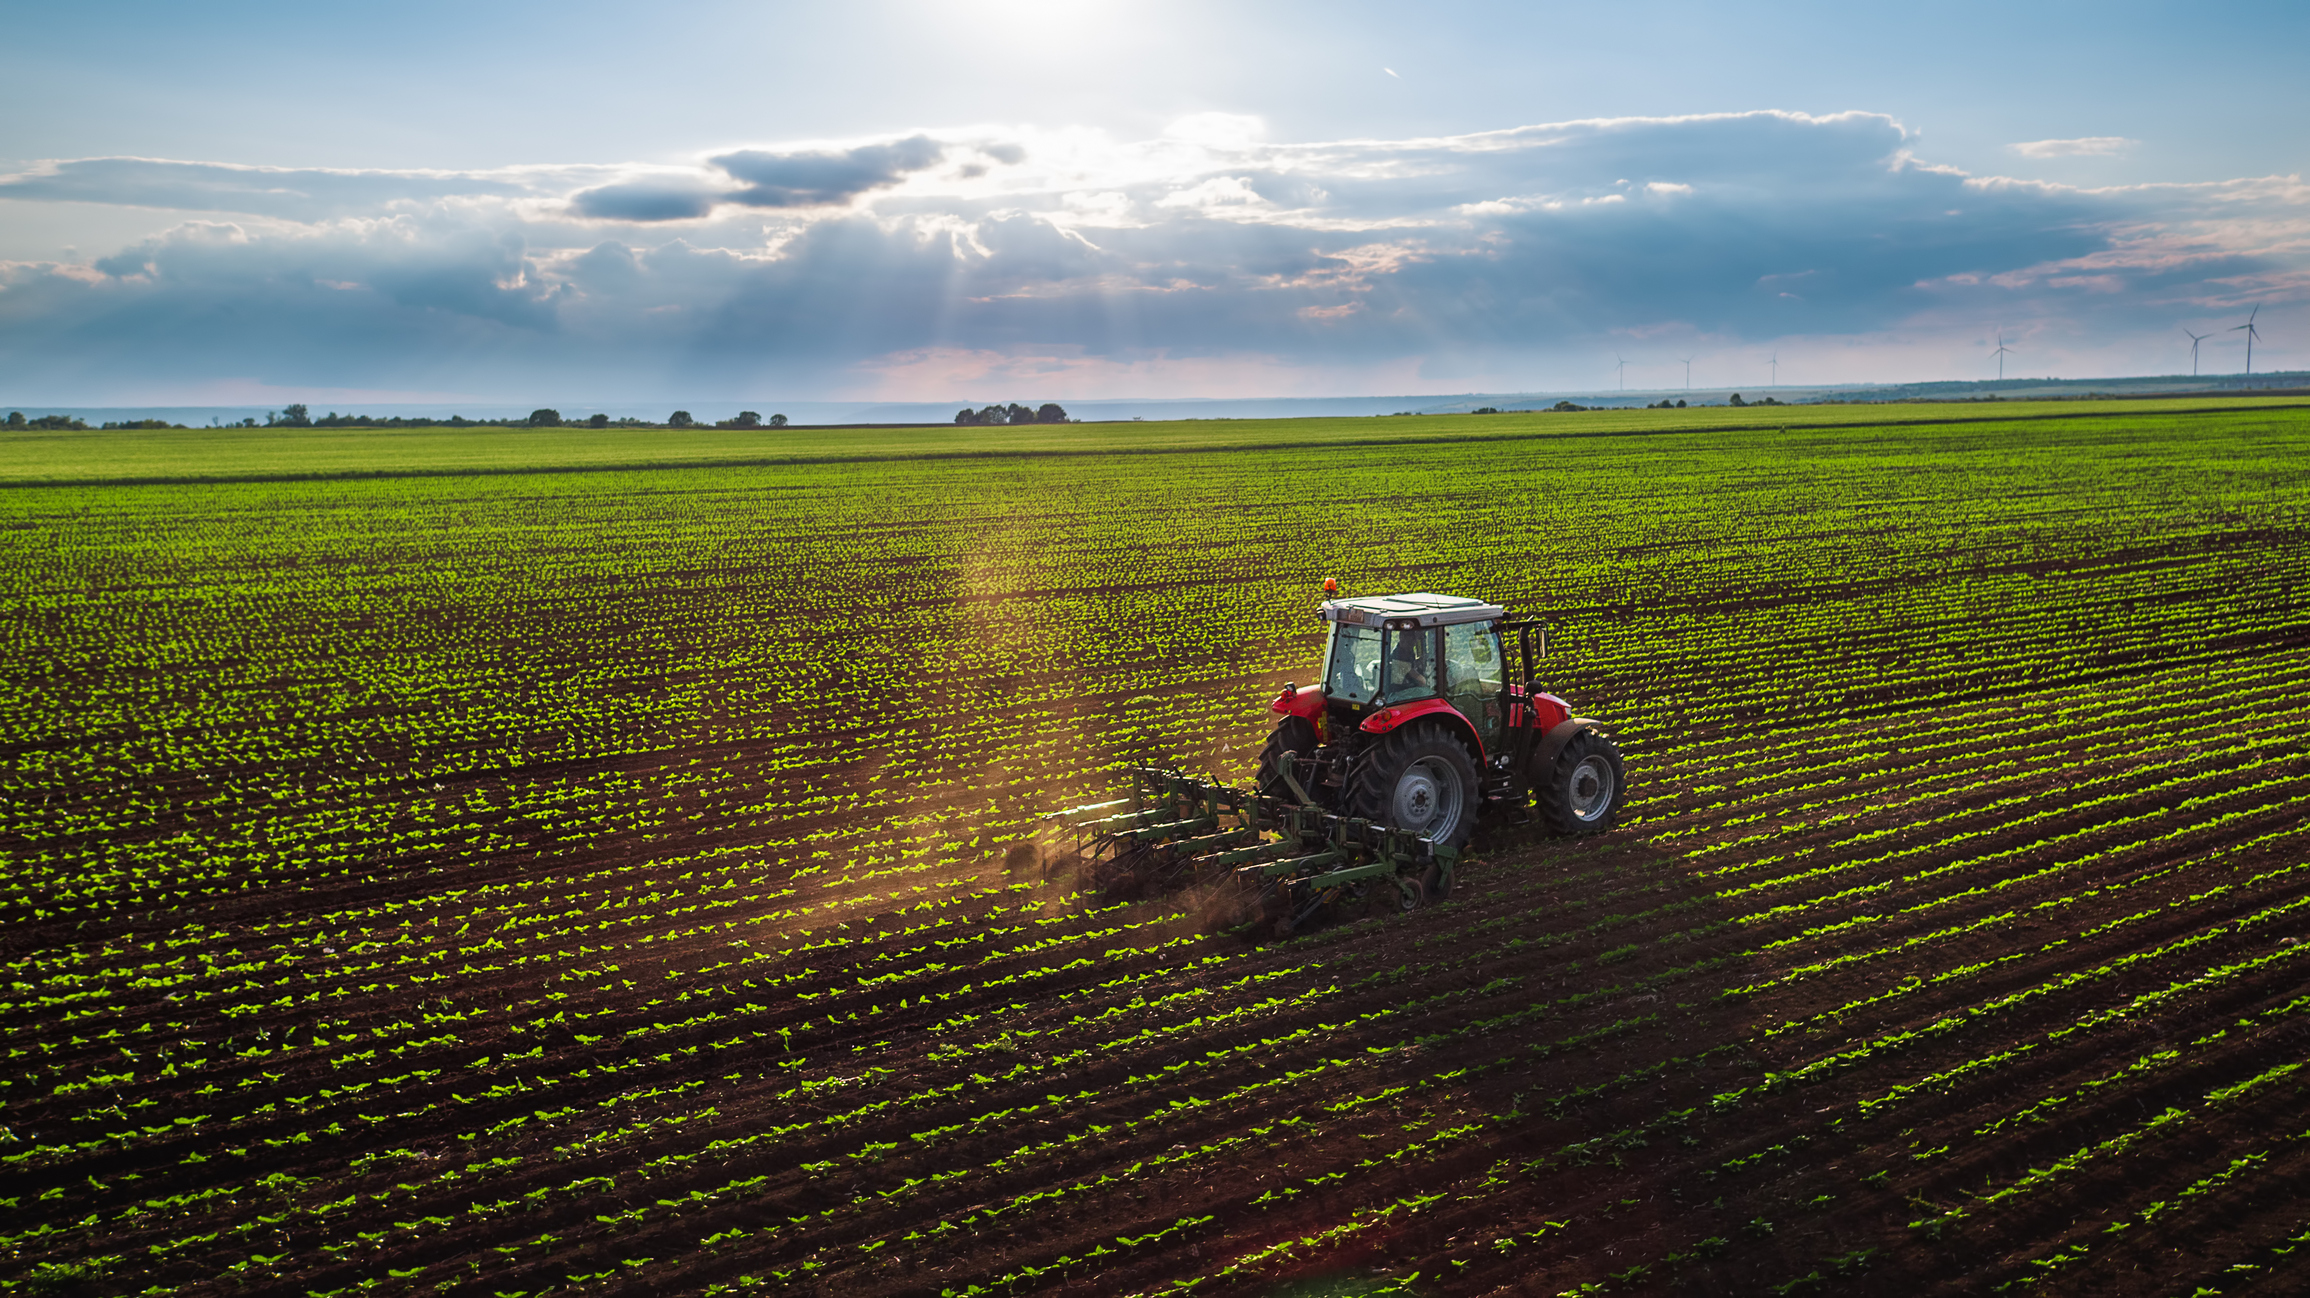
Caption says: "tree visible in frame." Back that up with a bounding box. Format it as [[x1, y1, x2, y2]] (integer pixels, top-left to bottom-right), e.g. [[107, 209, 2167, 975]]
[[1035, 402, 1069, 423], [975, 405, 1009, 425], [768, 413, 788, 427], [1728, 393, 1745, 406], [269, 403, 311, 428], [719, 411, 762, 429], [529, 408, 563, 427], [954, 408, 981, 425], [5, 411, 22, 427], [668, 410, 695, 427], [1004, 402, 1035, 426], [588, 413, 609, 428]]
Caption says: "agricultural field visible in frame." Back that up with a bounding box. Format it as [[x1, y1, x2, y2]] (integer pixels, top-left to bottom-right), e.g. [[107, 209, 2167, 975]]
[[4, 400, 2310, 1297]]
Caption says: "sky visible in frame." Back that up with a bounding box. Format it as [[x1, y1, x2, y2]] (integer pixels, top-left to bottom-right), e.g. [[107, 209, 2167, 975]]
[[1, 0, 2304, 408]]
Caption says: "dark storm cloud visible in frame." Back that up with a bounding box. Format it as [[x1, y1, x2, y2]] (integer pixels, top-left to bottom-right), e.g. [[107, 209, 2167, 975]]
[[709, 135, 948, 208]]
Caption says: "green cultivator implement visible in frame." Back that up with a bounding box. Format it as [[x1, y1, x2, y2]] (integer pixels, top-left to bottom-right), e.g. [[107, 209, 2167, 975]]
[[1044, 586, 1630, 937], [1047, 766, 1459, 937]]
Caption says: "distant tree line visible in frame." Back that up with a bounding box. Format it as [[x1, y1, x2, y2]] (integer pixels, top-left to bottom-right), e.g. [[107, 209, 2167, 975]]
[[6, 411, 188, 430], [257, 404, 547, 429], [7, 403, 1095, 433], [955, 403, 1069, 426], [8, 412, 94, 429], [209, 405, 799, 430]]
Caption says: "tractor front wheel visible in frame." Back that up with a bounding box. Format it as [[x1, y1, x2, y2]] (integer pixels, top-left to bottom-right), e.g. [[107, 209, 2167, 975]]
[[1348, 722, 1479, 849], [1536, 728, 1627, 835], [1255, 716, 1318, 801]]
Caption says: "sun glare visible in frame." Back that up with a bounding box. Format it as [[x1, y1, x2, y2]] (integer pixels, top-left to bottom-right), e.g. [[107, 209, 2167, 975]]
[[917, 0, 1140, 56]]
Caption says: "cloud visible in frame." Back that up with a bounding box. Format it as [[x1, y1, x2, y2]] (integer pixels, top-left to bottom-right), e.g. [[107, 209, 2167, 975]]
[[2010, 136, 2139, 158], [0, 156, 541, 220], [1, 110, 2303, 402], [567, 179, 721, 222], [711, 135, 948, 208], [562, 135, 993, 223]]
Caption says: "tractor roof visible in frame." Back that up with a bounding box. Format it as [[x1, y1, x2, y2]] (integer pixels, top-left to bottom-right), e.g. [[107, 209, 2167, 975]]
[[1319, 592, 1506, 629]]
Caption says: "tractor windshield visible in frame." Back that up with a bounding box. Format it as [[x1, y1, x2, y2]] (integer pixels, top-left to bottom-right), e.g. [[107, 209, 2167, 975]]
[[1324, 623, 1384, 703], [1326, 623, 1440, 705]]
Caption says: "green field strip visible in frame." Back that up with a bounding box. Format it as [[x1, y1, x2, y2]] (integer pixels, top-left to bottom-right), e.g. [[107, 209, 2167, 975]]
[[4, 400, 2303, 486]]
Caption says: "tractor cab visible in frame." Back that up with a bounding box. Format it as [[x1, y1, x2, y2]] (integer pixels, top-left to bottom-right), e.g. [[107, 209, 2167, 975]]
[[1316, 592, 1511, 754]]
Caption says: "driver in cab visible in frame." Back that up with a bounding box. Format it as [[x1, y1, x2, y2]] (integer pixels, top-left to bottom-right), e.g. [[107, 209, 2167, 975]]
[[1386, 631, 1433, 695]]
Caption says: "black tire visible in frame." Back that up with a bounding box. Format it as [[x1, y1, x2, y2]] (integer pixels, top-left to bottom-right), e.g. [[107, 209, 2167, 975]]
[[1536, 729, 1627, 835], [1255, 716, 1318, 800], [1347, 722, 1480, 849]]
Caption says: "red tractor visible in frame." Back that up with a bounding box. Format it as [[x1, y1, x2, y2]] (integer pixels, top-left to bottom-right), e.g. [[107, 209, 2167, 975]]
[[1050, 586, 1626, 930], [1256, 587, 1626, 848]]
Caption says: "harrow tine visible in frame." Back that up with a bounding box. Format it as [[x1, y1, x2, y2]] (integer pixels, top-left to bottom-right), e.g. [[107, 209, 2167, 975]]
[[1123, 814, 1221, 845], [1165, 826, 1259, 856], [1067, 806, 1172, 835], [1198, 838, 1301, 870]]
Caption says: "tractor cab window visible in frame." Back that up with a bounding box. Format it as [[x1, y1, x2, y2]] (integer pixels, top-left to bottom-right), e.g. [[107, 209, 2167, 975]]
[[1382, 627, 1440, 703], [1444, 622, 1506, 746], [1324, 623, 1384, 703]]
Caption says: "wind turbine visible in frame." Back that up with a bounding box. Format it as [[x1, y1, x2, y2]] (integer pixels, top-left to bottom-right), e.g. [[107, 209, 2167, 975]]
[[1991, 331, 2014, 382], [2182, 327, 2211, 377], [1681, 355, 1695, 391], [2232, 306, 2262, 377], [1767, 352, 1779, 386], [1615, 355, 1629, 391]]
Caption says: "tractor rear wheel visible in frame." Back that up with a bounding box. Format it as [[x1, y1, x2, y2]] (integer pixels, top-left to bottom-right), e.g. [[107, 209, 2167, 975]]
[[1255, 716, 1318, 801], [1348, 722, 1479, 849], [1536, 729, 1627, 835]]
